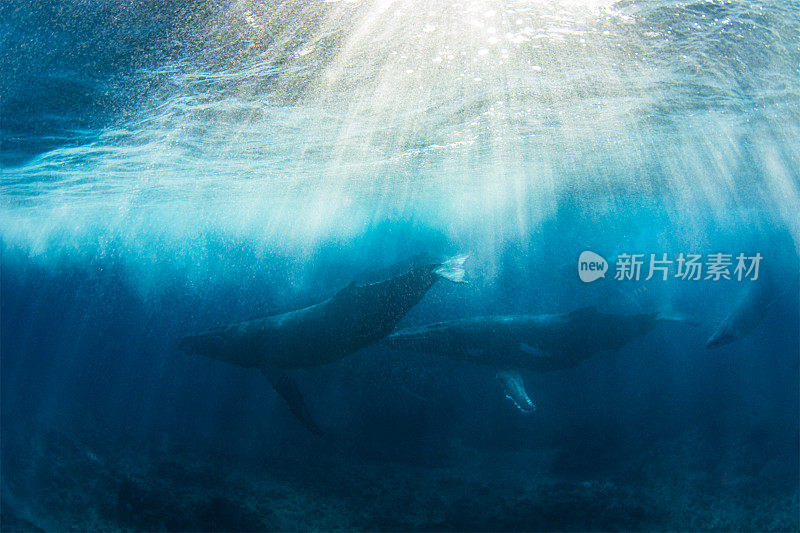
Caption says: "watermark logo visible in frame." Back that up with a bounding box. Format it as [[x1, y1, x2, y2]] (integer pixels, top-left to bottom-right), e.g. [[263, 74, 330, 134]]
[[578, 251, 763, 282], [578, 251, 608, 283]]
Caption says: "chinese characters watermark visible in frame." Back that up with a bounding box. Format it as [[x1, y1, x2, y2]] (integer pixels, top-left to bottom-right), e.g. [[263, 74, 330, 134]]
[[579, 251, 762, 283]]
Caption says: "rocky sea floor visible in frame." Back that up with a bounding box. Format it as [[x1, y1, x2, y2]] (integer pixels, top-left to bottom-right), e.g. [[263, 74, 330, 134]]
[[2, 425, 797, 532]]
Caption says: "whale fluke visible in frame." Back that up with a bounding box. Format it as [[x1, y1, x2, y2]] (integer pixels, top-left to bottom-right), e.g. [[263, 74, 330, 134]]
[[433, 254, 468, 284]]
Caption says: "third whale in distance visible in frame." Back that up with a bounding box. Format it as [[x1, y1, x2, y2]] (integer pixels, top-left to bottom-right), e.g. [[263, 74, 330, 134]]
[[707, 271, 777, 348]]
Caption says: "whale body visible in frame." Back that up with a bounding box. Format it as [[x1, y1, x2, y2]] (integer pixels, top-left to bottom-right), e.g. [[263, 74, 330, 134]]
[[180, 255, 467, 433], [385, 307, 694, 411], [385, 307, 687, 370]]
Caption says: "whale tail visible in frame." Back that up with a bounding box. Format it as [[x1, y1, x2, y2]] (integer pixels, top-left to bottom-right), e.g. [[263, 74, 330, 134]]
[[434, 255, 468, 284]]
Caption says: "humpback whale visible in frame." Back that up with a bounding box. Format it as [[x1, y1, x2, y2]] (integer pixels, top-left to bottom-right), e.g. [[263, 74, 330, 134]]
[[384, 307, 695, 412], [179, 255, 467, 433], [707, 273, 777, 348]]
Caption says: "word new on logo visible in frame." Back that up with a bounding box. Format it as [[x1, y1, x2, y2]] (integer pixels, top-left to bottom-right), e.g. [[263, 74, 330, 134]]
[[578, 251, 608, 283]]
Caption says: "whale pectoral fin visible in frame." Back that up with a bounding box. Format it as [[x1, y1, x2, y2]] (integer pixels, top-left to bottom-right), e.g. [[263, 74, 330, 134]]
[[261, 368, 323, 435], [496, 369, 536, 413]]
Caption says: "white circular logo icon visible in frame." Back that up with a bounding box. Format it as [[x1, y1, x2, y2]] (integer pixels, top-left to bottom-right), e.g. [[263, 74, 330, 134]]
[[578, 251, 608, 283]]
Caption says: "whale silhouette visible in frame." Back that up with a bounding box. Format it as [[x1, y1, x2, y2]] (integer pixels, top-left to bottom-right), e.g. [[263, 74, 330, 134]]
[[180, 255, 467, 433]]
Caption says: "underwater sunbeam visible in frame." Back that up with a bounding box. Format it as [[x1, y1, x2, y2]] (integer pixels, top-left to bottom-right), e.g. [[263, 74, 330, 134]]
[[1, 0, 799, 529]]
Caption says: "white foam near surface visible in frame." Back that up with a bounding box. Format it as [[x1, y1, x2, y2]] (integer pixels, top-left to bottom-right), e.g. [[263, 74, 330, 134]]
[[2, 0, 798, 284]]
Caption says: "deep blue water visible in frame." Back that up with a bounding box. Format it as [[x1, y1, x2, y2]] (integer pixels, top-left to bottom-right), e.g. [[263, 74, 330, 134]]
[[2, 0, 799, 530]]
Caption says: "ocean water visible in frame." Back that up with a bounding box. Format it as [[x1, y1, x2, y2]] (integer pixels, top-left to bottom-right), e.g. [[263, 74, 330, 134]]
[[1, 0, 799, 530]]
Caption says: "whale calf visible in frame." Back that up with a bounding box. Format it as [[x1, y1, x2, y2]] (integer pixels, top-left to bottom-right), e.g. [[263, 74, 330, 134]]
[[179, 255, 467, 433], [385, 307, 695, 412]]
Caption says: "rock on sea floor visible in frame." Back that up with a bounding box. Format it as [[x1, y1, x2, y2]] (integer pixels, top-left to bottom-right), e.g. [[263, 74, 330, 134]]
[[1, 427, 797, 532]]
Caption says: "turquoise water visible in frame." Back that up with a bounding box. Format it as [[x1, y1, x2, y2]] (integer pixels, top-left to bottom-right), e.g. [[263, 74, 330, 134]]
[[2, 0, 799, 530]]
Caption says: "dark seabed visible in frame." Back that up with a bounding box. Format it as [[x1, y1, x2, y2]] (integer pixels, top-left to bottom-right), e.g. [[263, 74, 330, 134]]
[[2, 0, 799, 531]]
